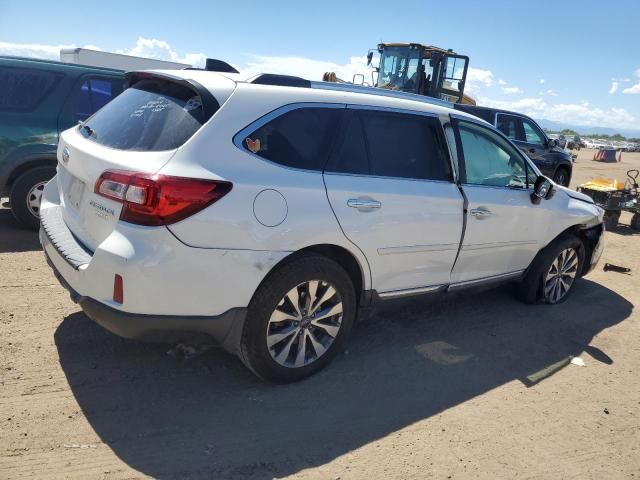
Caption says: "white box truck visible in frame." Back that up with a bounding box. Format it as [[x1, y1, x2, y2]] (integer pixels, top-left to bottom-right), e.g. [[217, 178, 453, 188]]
[[59, 48, 190, 70]]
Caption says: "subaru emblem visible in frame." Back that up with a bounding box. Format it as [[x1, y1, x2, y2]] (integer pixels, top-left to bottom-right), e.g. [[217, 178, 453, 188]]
[[62, 147, 70, 164]]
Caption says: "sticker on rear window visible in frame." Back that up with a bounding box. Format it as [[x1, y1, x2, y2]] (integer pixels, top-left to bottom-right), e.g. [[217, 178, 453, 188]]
[[246, 137, 261, 153], [183, 96, 202, 112]]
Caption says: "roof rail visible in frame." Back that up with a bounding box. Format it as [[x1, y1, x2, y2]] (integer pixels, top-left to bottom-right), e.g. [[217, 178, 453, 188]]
[[310, 81, 452, 108], [250, 74, 311, 88]]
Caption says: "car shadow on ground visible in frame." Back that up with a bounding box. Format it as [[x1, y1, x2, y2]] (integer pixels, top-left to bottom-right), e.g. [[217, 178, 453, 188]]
[[55, 279, 632, 479], [0, 207, 40, 253]]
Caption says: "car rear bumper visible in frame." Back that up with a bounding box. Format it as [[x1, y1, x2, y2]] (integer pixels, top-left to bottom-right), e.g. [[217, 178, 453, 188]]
[[39, 176, 290, 349], [42, 228, 247, 350]]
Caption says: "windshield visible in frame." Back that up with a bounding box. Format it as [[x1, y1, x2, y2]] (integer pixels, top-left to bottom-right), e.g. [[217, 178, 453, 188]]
[[377, 46, 421, 91], [82, 79, 207, 152]]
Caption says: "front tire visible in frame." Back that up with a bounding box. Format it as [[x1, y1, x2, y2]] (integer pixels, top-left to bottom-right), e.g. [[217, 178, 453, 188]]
[[517, 233, 585, 304], [239, 253, 356, 383], [553, 167, 571, 187], [631, 213, 640, 231], [9, 167, 56, 230]]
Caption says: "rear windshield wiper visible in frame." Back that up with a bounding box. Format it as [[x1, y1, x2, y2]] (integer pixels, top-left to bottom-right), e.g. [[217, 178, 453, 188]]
[[78, 121, 97, 139]]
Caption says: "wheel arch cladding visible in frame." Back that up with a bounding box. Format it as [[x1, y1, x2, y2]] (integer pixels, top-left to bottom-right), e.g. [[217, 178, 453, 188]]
[[258, 244, 366, 306], [554, 224, 602, 277]]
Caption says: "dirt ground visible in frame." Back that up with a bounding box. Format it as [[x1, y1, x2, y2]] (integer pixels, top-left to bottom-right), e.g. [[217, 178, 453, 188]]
[[1, 149, 639, 479]]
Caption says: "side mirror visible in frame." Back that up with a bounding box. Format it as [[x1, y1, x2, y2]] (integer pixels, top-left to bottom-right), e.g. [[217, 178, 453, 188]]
[[352, 73, 365, 85], [548, 138, 558, 148], [372, 70, 379, 86], [531, 176, 554, 204], [366, 51, 374, 66]]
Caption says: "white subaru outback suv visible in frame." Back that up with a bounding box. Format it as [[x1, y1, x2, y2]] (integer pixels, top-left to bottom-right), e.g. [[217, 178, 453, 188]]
[[40, 70, 605, 382]]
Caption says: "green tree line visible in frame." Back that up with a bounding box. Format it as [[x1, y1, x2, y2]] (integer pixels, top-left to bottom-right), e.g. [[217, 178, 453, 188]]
[[543, 128, 639, 143]]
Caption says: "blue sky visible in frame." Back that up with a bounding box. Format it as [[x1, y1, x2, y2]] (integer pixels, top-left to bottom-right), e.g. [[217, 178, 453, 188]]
[[1, 0, 639, 131]]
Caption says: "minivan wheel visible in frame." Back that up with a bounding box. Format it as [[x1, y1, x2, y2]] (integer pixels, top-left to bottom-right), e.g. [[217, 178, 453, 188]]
[[517, 234, 585, 305], [9, 167, 56, 230], [553, 167, 571, 187], [239, 253, 356, 383]]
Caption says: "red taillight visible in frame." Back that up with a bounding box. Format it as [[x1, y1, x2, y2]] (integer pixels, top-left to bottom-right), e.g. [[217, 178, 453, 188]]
[[95, 170, 232, 226]]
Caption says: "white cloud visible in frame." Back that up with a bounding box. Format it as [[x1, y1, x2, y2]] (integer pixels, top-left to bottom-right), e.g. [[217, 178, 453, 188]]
[[502, 86, 522, 95], [539, 79, 545, 84], [240, 54, 371, 83], [0, 41, 77, 59], [498, 79, 507, 86], [465, 67, 494, 93], [623, 84, 640, 94], [622, 68, 640, 94], [609, 81, 619, 94], [478, 96, 636, 129], [0, 38, 207, 67], [547, 89, 559, 97], [118, 37, 206, 67]]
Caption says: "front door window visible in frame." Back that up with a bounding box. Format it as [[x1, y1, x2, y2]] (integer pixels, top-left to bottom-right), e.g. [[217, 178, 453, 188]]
[[457, 120, 536, 188], [521, 118, 546, 146]]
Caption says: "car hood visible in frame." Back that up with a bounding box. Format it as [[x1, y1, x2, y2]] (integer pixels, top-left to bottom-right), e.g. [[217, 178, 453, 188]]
[[551, 145, 572, 157], [556, 185, 594, 204]]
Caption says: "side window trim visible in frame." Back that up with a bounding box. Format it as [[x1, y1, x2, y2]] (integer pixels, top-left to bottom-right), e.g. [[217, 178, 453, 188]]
[[232, 102, 347, 173], [450, 114, 536, 190]]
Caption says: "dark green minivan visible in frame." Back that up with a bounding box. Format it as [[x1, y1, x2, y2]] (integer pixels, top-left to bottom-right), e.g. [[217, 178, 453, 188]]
[[0, 56, 124, 229]]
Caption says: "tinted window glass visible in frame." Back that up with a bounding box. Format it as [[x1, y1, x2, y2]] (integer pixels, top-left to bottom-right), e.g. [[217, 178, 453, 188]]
[[360, 110, 451, 180], [243, 107, 342, 170], [0, 67, 61, 111], [75, 78, 119, 122], [522, 118, 545, 145], [325, 111, 368, 174], [83, 79, 206, 151], [496, 114, 519, 140], [458, 121, 535, 188]]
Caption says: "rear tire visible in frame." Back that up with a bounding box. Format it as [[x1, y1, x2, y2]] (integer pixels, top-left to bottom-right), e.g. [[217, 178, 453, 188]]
[[9, 167, 56, 230], [239, 253, 356, 383], [631, 213, 640, 231], [517, 233, 585, 305]]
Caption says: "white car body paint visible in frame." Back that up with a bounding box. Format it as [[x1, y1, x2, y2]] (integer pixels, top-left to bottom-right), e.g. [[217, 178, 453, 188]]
[[42, 69, 603, 333]]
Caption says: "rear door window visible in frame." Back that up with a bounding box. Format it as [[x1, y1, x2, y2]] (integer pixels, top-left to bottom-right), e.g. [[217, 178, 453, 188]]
[[325, 110, 368, 175], [359, 109, 451, 181], [0, 66, 61, 111], [82, 78, 207, 151], [75, 77, 122, 121], [242, 107, 343, 171]]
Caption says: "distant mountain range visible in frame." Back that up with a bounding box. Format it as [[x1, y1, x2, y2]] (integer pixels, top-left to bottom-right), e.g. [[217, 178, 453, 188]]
[[534, 119, 640, 138]]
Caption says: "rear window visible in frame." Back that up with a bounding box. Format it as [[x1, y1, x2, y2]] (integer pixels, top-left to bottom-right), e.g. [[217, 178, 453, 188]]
[[82, 79, 207, 151], [0, 66, 61, 111]]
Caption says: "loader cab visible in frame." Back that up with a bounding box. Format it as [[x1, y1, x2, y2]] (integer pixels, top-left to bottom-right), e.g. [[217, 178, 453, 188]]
[[369, 43, 474, 105]]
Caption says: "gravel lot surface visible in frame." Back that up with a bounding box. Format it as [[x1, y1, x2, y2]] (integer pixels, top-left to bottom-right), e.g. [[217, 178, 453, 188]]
[[1, 149, 639, 479]]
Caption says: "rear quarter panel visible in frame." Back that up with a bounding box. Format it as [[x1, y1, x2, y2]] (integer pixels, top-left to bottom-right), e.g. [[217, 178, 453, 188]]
[[160, 85, 372, 289]]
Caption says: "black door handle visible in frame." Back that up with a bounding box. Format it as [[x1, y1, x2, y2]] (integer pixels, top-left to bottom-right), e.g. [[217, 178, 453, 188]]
[[529, 148, 535, 154]]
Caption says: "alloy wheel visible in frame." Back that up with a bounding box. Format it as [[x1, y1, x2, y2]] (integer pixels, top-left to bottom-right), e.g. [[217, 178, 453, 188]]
[[26, 181, 47, 218], [266, 280, 343, 368], [543, 247, 579, 303]]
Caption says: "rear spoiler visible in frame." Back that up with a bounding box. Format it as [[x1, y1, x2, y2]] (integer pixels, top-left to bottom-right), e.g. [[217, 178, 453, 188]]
[[123, 71, 220, 121]]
